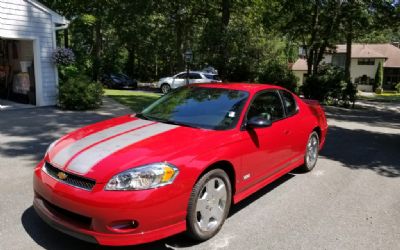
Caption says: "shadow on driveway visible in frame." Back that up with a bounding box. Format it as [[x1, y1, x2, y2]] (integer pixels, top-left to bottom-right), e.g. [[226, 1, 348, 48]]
[[321, 125, 400, 177], [0, 107, 120, 163]]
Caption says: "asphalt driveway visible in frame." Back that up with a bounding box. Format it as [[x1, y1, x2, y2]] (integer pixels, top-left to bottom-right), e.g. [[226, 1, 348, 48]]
[[0, 98, 399, 250]]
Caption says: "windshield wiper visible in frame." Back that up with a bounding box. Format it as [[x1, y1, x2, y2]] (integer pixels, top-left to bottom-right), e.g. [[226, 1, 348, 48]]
[[137, 113, 199, 129]]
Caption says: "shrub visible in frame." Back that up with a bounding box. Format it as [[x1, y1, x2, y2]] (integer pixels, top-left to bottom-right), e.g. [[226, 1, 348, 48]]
[[58, 76, 104, 110], [395, 83, 400, 93], [374, 61, 383, 91], [59, 65, 80, 83], [375, 87, 383, 94], [302, 64, 345, 102], [258, 60, 298, 93]]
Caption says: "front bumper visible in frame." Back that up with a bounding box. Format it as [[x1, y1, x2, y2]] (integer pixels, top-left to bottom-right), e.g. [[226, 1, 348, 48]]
[[33, 161, 188, 246]]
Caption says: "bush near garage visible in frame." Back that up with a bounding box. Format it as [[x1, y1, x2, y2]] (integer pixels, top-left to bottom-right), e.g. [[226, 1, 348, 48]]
[[58, 76, 104, 110]]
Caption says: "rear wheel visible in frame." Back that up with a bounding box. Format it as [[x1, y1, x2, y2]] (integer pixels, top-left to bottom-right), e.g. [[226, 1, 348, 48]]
[[186, 169, 232, 241], [161, 83, 171, 94], [299, 131, 319, 172]]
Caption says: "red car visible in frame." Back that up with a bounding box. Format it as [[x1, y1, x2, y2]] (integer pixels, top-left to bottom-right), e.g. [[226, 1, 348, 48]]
[[33, 83, 327, 246]]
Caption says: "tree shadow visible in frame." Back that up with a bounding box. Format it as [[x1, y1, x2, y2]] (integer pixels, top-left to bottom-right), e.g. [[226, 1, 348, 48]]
[[324, 105, 400, 130], [321, 125, 400, 177], [0, 106, 125, 163]]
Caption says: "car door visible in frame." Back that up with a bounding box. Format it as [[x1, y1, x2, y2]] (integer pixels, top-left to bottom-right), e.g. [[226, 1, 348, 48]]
[[278, 90, 310, 161], [189, 73, 204, 84], [239, 90, 293, 188], [172, 73, 187, 88]]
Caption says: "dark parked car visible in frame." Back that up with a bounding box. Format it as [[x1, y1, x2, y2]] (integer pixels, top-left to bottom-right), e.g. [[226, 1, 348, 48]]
[[101, 73, 138, 89]]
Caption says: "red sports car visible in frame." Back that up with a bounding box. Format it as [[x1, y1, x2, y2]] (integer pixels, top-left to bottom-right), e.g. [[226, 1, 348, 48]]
[[33, 83, 327, 246]]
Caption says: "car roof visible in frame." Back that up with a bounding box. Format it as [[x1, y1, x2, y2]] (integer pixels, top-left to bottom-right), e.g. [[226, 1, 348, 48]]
[[177, 71, 218, 75], [194, 83, 286, 94]]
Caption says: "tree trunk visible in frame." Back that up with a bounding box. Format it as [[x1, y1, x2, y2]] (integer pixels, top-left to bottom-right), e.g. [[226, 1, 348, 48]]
[[125, 46, 136, 79], [64, 29, 69, 48], [219, 0, 231, 81], [92, 19, 102, 81], [175, 12, 184, 72], [345, 23, 352, 83]]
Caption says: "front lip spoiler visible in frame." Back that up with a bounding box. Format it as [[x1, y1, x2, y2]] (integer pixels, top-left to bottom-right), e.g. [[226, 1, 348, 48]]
[[33, 198, 98, 244]]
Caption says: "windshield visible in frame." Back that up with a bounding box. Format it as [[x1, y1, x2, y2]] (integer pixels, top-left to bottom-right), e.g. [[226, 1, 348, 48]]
[[139, 86, 249, 130]]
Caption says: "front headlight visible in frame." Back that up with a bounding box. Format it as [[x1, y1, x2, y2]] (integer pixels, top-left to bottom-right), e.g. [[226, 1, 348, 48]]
[[105, 162, 179, 191]]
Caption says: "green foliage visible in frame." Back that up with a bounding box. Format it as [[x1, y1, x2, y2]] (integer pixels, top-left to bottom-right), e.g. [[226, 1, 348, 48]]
[[58, 65, 79, 83], [58, 76, 104, 110], [374, 61, 384, 90], [375, 87, 383, 94], [302, 65, 346, 102], [258, 60, 298, 92], [395, 83, 400, 93]]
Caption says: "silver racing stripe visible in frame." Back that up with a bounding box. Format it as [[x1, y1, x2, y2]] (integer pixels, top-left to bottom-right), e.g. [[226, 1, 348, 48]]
[[66, 123, 178, 174], [52, 119, 153, 167]]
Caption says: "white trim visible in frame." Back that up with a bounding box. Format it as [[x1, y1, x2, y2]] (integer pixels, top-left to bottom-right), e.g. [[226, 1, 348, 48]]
[[32, 38, 44, 106], [52, 25, 59, 105], [24, 0, 69, 25]]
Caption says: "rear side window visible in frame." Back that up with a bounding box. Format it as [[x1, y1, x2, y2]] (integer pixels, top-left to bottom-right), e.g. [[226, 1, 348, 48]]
[[189, 73, 202, 79], [279, 90, 298, 117], [204, 74, 220, 80], [247, 91, 285, 122]]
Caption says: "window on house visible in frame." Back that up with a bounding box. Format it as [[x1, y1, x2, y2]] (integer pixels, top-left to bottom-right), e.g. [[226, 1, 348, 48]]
[[358, 58, 375, 65]]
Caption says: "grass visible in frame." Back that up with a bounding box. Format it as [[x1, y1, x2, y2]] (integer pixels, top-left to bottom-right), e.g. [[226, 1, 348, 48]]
[[358, 91, 400, 103], [104, 89, 161, 112]]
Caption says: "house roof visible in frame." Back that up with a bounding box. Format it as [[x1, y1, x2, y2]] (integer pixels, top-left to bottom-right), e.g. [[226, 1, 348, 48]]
[[292, 44, 400, 70], [25, 0, 69, 25], [291, 58, 308, 71], [335, 44, 386, 59], [335, 44, 400, 67]]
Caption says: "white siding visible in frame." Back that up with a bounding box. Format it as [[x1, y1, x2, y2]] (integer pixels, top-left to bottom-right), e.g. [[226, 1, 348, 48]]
[[0, 0, 58, 106], [293, 70, 307, 85], [350, 58, 385, 82]]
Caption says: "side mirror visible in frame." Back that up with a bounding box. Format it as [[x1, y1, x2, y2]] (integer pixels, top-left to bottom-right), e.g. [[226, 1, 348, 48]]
[[246, 116, 272, 129]]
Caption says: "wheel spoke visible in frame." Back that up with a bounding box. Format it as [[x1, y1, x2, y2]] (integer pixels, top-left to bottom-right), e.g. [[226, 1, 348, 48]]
[[196, 197, 208, 213], [211, 205, 224, 222]]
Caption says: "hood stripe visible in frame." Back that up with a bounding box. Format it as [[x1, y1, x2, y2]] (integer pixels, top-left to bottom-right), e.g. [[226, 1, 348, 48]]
[[52, 119, 153, 168], [66, 123, 178, 174]]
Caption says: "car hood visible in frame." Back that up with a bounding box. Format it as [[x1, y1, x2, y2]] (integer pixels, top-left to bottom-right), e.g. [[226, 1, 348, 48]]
[[46, 115, 235, 183]]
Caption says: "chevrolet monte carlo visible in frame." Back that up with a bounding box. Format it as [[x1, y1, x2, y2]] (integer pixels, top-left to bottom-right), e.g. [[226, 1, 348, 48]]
[[33, 83, 328, 246]]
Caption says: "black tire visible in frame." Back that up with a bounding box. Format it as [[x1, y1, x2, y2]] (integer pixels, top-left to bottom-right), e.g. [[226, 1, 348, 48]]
[[160, 83, 171, 94], [186, 169, 232, 241], [299, 131, 320, 172]]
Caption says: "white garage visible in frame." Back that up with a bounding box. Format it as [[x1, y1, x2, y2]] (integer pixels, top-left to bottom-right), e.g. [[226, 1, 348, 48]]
[[0, 0, 68, 106]]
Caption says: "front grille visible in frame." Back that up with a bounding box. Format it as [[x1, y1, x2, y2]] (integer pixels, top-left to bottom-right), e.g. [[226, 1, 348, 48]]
[[44, 162, 96, 191], [41, 197, 92, 229]]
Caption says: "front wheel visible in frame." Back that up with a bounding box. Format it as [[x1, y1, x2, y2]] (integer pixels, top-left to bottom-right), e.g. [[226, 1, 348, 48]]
[[160, 83, 171, 94], [299, 131, 320, 172], [186, 169, 232, 241]]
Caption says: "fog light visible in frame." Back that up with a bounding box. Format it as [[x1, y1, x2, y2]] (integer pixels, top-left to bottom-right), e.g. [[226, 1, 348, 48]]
[[109, 220, 139, 233]]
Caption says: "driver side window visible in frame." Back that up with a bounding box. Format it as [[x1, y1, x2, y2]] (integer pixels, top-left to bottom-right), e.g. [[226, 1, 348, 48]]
[[247, 91, 284, 122]]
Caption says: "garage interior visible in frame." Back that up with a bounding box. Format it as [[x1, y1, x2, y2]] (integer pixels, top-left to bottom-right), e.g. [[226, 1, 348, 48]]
[[0, 38, 36, 107]]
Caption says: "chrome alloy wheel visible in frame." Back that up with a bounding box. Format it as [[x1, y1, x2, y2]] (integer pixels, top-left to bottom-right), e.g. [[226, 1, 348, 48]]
[[195, 177, 228, 232], [306, 134, 319, 167]]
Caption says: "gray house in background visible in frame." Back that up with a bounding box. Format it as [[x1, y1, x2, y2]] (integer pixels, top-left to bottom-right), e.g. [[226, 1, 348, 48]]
[[0, 0, 68, 106]]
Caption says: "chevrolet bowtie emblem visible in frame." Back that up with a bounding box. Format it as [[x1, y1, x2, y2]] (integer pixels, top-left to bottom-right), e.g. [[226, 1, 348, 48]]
[[57, 172, 68, 180]]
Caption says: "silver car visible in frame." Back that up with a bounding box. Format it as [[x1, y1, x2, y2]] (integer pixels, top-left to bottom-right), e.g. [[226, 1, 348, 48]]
[[156, 71, 221, 94]]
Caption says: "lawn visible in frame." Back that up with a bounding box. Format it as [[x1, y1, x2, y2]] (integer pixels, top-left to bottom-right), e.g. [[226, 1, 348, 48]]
[[358, 92, 400, 103], [104, 89, 161, 112]]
